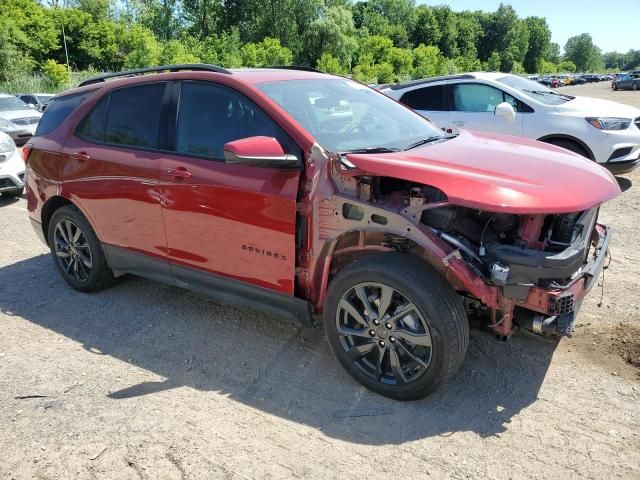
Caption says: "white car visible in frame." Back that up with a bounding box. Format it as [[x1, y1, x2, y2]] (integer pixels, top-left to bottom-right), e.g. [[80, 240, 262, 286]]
[[0, 93, 42, 146], [0, 131, 25, 198], [381, 72, 640, 174]]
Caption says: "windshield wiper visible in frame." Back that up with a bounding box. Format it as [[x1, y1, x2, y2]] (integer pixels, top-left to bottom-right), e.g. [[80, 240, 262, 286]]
[[341, 146, 400, 154], [527, 90, 573, 100], [404, 133, 457, 151]]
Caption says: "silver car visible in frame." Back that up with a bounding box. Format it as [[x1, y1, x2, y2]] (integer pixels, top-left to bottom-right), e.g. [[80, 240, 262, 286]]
[[0, 93, 42, 146]]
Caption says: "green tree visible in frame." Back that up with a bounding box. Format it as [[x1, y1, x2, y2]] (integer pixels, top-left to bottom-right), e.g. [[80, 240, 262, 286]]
[[411, 5, 440, 47], [41, 59, 68, 86], [564, 33, 603, 72], [302, 6, 357, 69], [116, 23, 162, 69], [316, 52, 346, 74], [412, 44, 440, 78], [558, 60, 576, 73], [523, 17, 551, 73], [161, 39, 200, 64], [432, 5, 458, 58]]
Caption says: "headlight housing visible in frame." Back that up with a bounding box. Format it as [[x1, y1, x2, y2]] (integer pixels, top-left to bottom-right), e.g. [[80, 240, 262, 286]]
[[586, 117, 631, 130], [0, 135, 16, 154]]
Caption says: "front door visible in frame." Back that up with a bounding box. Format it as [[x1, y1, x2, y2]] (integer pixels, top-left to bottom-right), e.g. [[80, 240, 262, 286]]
[[448, 82, 523, 136], [159, 81, 302, 295]]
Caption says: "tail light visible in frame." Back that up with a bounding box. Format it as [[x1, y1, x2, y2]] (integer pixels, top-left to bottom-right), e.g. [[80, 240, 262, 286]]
[[22, 143, 33, 163]]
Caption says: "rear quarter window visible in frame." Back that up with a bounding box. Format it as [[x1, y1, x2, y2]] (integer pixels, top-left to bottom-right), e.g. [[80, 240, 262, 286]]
[[35, 91, 93, 136]]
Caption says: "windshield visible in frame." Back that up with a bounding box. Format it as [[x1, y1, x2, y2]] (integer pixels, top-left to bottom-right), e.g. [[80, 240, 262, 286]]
[[0, 96, 30, 112], [37, 95, 54, 103], [496, 75, 573, 105], [257, 79, 444, 152]]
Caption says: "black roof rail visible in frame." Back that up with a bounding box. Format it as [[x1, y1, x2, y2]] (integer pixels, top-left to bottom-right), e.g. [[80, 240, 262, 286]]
[[78, 64, 232, 87], [266, 65, 325, 73], [388, 74, 476, 90]]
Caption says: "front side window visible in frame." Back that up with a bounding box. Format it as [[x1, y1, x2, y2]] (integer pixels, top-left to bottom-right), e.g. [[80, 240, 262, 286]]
[[399, 85, 446, 111], [258, 79, 444, 153], [452, 84, 507, 112], [176, 81, 297, 161]]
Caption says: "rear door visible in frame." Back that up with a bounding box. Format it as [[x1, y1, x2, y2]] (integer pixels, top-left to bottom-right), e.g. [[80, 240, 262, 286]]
[[397, 84, 449, 128], [63, 83, 170, 273], [449, 82, 523, 136], [159, 80, 302, 295]]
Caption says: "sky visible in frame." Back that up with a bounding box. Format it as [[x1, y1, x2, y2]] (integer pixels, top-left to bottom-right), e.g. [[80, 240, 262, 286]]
[[417, 0, 640, 53]]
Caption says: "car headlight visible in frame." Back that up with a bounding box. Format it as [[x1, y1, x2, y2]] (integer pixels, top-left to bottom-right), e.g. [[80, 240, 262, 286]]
[[0, 135, 16, 154], [586, 117, 631, 130], [0, 117, 14, 129]]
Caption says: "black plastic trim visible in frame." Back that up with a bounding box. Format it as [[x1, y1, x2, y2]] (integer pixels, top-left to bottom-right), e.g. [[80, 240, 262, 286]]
[[604, 156, 640, 175], [537, 134, 595, 161], [102, 244, 314, 327]]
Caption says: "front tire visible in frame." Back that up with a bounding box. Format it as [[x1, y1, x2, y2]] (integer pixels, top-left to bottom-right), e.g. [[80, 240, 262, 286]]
[[323, 254, 468, 400], [633, 83, 639, 91], [48, 205, 115, 292], [545, 138, 589, 159], [612, 83, 617, 91]]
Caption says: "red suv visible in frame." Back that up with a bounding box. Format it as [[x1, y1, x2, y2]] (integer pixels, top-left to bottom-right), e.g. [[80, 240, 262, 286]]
[[25, 65, 620, 400]]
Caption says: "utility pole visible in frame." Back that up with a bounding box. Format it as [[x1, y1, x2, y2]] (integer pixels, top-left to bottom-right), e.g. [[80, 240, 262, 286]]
[[62, 24, 71, 88]]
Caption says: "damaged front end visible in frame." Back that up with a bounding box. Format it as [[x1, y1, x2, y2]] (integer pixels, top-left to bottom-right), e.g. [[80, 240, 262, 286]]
[[306, 145, 617, 340], [418, 201, 611, 338]]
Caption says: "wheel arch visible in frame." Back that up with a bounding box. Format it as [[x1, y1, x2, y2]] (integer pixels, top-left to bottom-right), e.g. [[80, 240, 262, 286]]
[[537, 134, 595, 160], [41, 195, 100, 244]]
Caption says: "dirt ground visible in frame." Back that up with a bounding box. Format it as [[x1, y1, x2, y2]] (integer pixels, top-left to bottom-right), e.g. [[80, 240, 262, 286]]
[[1, 81, 639, 480]]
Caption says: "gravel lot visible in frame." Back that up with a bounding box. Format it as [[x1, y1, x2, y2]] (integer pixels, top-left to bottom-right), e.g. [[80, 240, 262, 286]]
[[1, 81, 639, 480]]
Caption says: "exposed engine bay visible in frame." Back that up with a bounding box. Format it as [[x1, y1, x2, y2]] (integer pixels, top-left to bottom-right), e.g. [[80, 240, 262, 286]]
[[325, 169, 609, 339]]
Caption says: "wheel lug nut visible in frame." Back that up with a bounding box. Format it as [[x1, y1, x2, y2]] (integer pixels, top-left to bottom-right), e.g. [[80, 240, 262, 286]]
[[373, 319, 379, 326], [379, 340, 385, 347], [369, 330, 376, 336], [390, 337, 396, 342], [385, 323, 392, 329]]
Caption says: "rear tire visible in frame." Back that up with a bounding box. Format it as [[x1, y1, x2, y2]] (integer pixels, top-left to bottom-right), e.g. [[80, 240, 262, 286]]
[[612, 83, 617, 91], [545, 138, 589, 159], [48, 205, 115, 292], [633, 83, 639, 91], [323, 253, 469, 400]]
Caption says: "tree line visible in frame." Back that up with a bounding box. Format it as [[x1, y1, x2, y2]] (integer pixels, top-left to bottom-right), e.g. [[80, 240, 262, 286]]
[[1, 0, 639, 88]]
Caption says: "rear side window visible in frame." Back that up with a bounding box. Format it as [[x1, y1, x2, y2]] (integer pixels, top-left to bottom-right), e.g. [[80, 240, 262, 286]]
[[76, 83, 166, 149], [35, 92, 91, 136], [400, 85, 446, 111]]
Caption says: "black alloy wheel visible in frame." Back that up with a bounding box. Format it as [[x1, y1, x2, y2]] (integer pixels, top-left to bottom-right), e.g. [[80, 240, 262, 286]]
[[335, 282, 433, 386], [53, 219, 93, 284]]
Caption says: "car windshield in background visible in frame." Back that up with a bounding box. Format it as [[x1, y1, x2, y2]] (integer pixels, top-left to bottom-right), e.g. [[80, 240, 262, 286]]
[[0, 96, 30, 112], [257, 79, 445, 153], [37, 95, 54, 103], [496, 75, 574, 105]]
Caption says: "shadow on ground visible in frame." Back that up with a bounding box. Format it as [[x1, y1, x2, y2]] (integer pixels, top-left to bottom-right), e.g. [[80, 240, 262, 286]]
[[0, 254, 557, 445]]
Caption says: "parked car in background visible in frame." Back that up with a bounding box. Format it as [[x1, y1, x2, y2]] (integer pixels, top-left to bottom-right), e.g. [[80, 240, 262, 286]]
[[573, 76, 587, 85], [558, 75, 573, 85], [0, 94, 42, 146], [16, 93, 55, 112], [538, 77, 561, 88], [0, 131, 24, 198], [382, 72, 640, 174], [25, 65, 618, 400], [612, 73, 640, 91]]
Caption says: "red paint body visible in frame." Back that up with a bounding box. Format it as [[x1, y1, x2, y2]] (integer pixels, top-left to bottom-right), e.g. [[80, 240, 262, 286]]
[[25, 68, 619, 335]]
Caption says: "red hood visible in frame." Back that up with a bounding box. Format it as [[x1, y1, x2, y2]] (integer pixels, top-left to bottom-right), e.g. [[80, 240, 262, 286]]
[[346, 130, 620, 214]]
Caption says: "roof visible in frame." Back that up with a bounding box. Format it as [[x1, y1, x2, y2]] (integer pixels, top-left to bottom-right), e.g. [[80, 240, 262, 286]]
[[77, 64, 335, 88], [387, 72, 513, 90]]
